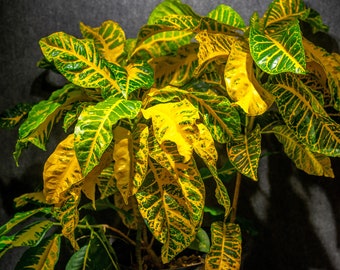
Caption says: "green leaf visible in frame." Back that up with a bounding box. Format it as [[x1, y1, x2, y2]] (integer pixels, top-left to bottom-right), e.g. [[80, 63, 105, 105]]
[[80, 20, 126, 64], [250, 17, 306, 74], [65, 230, 119, 270], [106, 60, 154, 98], [263, 0, 309, 28], [186, 92, 241, 143], [74, 97, 141, 176], [15, 234, 61, 270], [136, 143, 205, 263], [189, 228, 210, 253], [227, 125, 262, 181], [268, 124, 334, 177], [14, 84, 88, 163], [96, 162, 118, 199], [0, 208, 51, 236], [206, 4, 245, 29], [205, 222, 242, 269], [39, 32, 121, 98], [267, 73, 340, 157], [0, 103, 32, 129], [303, 8, 329, 33], [14, 192, 48, 208], [147, 0, 199, 25]]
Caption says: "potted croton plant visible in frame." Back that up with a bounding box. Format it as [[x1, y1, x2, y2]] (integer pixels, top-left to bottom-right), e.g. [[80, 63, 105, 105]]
[[0, 0, 339, 269]]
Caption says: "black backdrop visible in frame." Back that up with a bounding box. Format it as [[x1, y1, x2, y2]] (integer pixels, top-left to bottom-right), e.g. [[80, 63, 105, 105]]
[[0, 1, 340, 269]]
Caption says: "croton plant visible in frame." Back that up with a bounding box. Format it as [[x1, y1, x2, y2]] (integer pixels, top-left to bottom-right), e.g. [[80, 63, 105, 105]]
[[0, 0, 339, 269]]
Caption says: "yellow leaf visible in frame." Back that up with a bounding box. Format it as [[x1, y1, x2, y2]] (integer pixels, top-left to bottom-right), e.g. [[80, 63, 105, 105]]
[[224, 41, 270, 116], [43, 134, 83, 204], [113, 126, 133, 204], [142, 99, 199, 162]]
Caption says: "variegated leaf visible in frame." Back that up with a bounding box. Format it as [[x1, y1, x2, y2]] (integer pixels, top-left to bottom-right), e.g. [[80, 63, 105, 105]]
[[0, 103, 32, 128], [136, 153, 204, 263], [80, 20, 126, 64], [206, 5, 245, 29], [14, 192, 47, 208], [142, 99, 199, 162], [153, 14, 200, 31], [15, 234, 61, 270], [186, 92, 241, 143], [39, 32, 121, 98], [74, 97, 141, 176], [205, 222, 242, 270], [14, 84, 88, 163], [303, 8, 329, 33], [227, 125, 262, 181], [195, 31, 236, 76], [43, 134, 83, 204], [270, 125, 334, 177], [268, 73, 340, 157], [303, 38, 340, 111], [224, 41, 271, 116], [114, 194, 140, 230], [147, 0, 199, 25], [0, 208, 51, 236], [106, 60, 154, 98], [96, 162, 118, 199], [151, 43, 199, 87], [263, 0, 309, 28], [249, 16, 306, 74]]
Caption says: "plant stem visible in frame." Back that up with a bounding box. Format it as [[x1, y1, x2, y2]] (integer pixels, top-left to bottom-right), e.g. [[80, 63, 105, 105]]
[[230, 171, 242, 223]]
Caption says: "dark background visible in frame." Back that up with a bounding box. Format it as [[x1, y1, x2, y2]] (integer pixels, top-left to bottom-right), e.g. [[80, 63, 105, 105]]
[[0, 1, 339, 269]]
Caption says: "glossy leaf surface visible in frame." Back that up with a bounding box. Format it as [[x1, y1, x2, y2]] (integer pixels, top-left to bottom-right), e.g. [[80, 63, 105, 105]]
[[206, 4, 245, 29]]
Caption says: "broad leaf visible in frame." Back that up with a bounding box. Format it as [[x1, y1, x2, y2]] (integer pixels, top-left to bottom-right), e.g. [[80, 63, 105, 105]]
[[250, 16, 306, 74], [15, 234, 61, 270], [106, 60, 154, 98], [39, 32, 121, 98], [43, 134, 83, 204], [142, 99, 199, 162], [303, 38, 340, 111], [74, 97, 141, 176], [269, 124, 334, 177], [136, 153, 205, 263], [224, 41, 270, 115], [96, 162, 118, 199], [186, 92, 241, 143], [114, 194, 140, 230], [303, 8, 329, 33], [227, 125, 262, 181], [14, 192, 47, 208], [151, 43, 199, 87], [206, 5, 245, 29], [80, 20, 126, 64], [0, 103, 32, 128], [205, 222, 242, 270], [263, 0, 309, 28], [189, 228, 210, 253], [268, 73, 340, 157]]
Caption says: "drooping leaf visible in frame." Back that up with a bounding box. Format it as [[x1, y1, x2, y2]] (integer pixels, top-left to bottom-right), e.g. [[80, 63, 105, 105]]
[[227, 125, 262, 181], [0, 103, 32, 128], [0, 208, 51, 236], [142, 99, 199, 162], [303, 38, 340, 111], [205, 222, 242, 270], [151, 43, 199, 87], [189, 227, 210, 253], [43, 134, 83, 204], [268, 124, 334, 177], [106, 60, 154, 98], [206, 4, 245, 29], [114, 194, 140, 230], [186, 92, 241, 143], [96, 162, 118, 199], [263, 0, 309, 28], [136, 153, 205, 263], [80, 20, 126, 64], [39, 32, 121, 98], [15, 234, 61, 270], [224, 41, 271, 115], [303, 8, 329, 33], [74, 97, 141, 176], [267, 73, 340, 157], [249, 16, 306, 74]]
